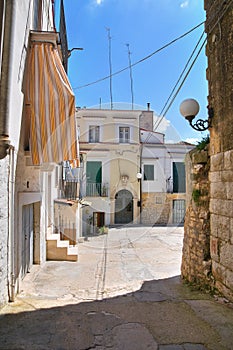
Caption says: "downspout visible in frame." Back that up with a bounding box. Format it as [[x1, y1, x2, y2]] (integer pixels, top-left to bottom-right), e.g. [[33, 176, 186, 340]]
[[0, 0, 17, 302], [0, 0, 16, 159], [8, 145, 15, 302], [139, 142, 142, 224]]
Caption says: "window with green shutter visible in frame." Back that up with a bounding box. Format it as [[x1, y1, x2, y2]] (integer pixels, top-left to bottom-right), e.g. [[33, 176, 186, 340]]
[[144, 164, 154, 181], [173, 162, 186, 193]]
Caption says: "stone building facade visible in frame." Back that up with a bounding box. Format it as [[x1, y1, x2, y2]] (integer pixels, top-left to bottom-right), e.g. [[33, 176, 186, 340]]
[[77, 107, 193, 233], [181, 146, 211, 286], [182, 0, 233, 302], [206, 0, 233, 302]]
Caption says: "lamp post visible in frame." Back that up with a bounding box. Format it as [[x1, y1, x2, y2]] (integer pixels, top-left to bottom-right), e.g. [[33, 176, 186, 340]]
[[136, 172, 142, 224], [179, 98, 214, 132], [136, 172, 142, 182]]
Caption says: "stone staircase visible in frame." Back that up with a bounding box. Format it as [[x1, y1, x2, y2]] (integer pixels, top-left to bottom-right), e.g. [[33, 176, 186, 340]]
[[46, 231, 78, 262]]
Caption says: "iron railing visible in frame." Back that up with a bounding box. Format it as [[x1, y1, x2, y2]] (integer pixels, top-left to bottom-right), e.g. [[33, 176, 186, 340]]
[[86, 183, 108, 197], [61, 180, 79, 200]]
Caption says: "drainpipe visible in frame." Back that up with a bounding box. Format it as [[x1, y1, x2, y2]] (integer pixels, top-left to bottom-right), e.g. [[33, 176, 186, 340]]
[[8, 145, 15, 302], [0, 0, 16, 159], [139, 143, 142, 224]]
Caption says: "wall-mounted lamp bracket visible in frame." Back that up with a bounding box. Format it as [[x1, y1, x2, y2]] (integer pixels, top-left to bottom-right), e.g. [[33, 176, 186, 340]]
[[186, 106, 214, 132], [180, 99, 214, 132]]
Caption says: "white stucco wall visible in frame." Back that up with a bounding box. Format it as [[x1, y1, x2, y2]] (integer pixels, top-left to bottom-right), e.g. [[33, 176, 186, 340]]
[[0, 158, 9, 306], [0, 0, 55, 306], [142, 144, 194, 194]]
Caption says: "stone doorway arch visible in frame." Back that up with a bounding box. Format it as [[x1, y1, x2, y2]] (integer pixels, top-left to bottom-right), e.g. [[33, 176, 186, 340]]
[[115, 189, 133, 224]]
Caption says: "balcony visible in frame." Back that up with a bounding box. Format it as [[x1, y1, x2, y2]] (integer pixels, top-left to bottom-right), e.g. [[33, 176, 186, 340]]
[[86, 183, 108, 197], [61, 180, 79, 200]]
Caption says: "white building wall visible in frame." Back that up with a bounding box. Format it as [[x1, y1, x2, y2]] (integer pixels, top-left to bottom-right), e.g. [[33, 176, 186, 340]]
[[0, 0, 55, 306], [0, 158, 9, 305]]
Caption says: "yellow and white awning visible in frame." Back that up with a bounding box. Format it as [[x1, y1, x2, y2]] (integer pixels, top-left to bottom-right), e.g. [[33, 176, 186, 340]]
[[26, 31, 79, 165]]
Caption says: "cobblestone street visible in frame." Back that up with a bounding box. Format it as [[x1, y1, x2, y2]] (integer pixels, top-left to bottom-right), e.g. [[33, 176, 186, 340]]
[[0, 226, 233, 350]]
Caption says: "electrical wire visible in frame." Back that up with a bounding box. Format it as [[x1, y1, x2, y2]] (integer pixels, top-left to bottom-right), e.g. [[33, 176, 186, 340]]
[[155, 38, 207, 131], [158, 31, 206, 118], [73, 21, 204, 91], [151, 31, 206, 134], [152, 0, 233, 134]]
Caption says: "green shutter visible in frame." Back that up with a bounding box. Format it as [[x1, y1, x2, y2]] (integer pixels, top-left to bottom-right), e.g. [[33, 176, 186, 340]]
[[144, 164, 154, 181], [173, 162, 185, 193], [86, 161, 102, 184]]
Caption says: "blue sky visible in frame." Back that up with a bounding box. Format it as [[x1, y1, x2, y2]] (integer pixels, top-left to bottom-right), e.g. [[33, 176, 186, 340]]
[[58, 0, 208, 143]]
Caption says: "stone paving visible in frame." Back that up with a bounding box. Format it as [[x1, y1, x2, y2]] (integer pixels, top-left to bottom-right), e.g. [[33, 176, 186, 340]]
[[0, 226, 233, 350]]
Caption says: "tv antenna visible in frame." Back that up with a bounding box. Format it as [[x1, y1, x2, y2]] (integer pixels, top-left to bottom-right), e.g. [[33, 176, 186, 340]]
[[106, 27, 113, 109], [126, 43, 134, 110]]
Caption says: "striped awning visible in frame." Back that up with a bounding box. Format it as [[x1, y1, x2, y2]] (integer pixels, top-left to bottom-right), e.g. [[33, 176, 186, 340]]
[[26, 31, 79, 165]]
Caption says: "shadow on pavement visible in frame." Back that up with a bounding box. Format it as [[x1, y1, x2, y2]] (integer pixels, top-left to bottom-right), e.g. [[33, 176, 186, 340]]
[[0, 276, 233, 350]]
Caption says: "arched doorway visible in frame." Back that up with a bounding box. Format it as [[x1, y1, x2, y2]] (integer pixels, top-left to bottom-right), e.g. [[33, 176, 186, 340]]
[[115, 190, 133, 224]]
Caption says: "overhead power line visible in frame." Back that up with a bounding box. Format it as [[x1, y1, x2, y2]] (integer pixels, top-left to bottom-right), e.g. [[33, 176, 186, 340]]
[[154, 37, 207, 132], [152, 0, 233, 134], [73, 21, 204, 91]]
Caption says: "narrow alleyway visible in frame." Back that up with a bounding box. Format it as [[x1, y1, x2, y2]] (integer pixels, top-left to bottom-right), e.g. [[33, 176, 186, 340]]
[[0, 226, 233, 350]]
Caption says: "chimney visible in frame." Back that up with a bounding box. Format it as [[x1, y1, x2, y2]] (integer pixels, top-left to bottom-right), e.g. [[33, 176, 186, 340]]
[[147, 102, 150, 111]]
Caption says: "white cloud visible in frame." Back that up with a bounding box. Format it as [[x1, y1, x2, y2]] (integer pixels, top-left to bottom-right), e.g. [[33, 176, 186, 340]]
[[180, 1, 189, 8], [96, 0, 104, 5], [185, 137, 199, 145], [153, 115, 170, 133]]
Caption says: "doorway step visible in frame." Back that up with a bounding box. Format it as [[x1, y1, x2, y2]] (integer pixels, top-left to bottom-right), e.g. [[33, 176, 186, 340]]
[[46, 232, 78, 262]]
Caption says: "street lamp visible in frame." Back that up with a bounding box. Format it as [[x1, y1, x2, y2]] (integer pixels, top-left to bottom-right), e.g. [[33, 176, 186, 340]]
[[179, 98, 214, 132], [67, 47, 83, 58], [136, 172, 142, 182]]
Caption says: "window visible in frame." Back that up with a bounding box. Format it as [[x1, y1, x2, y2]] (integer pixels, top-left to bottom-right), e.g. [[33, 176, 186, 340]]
[[144, 164, 154, 181], [119, 127, 130, 143], [173, 162, 186, 193], [89, 126, 100, 143], [86, 161, 102, 196]]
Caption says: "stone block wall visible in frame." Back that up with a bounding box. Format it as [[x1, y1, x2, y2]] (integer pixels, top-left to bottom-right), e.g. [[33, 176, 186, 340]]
[[181, 148, 212, 287], [209, 150, 233, 300], [205, 0, 233, 301], [141, 192, 186, 225], [141, 193, 170, 225]]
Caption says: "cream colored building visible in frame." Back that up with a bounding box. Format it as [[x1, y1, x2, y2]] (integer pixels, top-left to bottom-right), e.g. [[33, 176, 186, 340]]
[[77, 108, 154, 233], [77, 107, 194, 234]]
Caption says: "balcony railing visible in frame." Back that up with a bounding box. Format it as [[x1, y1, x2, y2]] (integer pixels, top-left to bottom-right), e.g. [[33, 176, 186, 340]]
[[61, 180, 79, 200], [86, 183, 108, 197]]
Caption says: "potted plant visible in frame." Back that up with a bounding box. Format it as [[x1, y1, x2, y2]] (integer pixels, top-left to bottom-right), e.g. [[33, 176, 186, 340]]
[[98, 226, 108, 235]]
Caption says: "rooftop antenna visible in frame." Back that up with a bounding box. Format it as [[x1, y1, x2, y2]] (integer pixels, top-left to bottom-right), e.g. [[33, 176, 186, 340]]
[[126, 43, 134, 110], [106, 27, 113, 109]]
